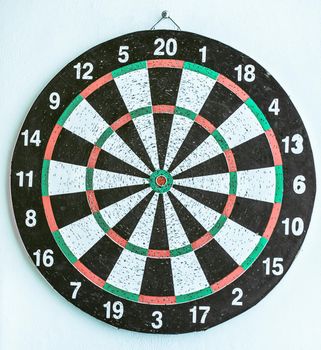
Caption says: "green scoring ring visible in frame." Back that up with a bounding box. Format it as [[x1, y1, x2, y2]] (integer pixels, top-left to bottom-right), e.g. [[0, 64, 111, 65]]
[[149, 170, 173, 193]]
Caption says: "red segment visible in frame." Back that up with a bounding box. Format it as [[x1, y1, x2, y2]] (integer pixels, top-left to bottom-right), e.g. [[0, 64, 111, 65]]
[[87, 145, 101, 168], [211, 266, 245, 292], [80, 73, 113, 98], [44, 124, 62, 160], [156, 175, 167, 187], [191, 232, 213, 250], [147, 59, 184, 69], [148, 249, 171, 258], [224, 149, 237, 172], [263, 202, 282, 239], [152, 105, 175, 114], [222, 194, 236, 218], [265, 129, 283, 166], [74, 260, 105, 288], [86, 190, 99, 213], [42, 196, 58, 232], [107, 229, 127, 248], [139, 295, 176, 305], [195, 115, 216, 134], [217, 74, 249, 102], [111, 113, 131, 131]]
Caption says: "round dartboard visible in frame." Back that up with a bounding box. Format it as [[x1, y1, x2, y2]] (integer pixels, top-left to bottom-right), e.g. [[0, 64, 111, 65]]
[[10, 30, 316, 334]]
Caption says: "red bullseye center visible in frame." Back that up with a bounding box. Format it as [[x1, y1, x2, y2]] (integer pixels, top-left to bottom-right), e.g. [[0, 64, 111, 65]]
[[156, 175, 167, 187]]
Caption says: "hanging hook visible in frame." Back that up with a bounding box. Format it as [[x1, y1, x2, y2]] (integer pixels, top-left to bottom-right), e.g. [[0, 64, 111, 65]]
[[150, 10, 181, 31]]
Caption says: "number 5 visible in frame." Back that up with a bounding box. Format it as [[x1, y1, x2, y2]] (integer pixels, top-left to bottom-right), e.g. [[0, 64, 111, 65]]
[[118, 46, 129, 63]]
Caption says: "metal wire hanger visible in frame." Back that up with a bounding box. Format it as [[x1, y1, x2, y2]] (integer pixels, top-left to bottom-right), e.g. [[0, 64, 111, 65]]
[[150, 10, 181, 31]]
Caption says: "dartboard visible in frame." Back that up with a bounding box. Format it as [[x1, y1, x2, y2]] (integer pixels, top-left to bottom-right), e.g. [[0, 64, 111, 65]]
[[10, 30, 316, 334]]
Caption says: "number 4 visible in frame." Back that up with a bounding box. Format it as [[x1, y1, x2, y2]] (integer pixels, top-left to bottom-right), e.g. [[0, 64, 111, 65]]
[[268, 98, 280, 116]]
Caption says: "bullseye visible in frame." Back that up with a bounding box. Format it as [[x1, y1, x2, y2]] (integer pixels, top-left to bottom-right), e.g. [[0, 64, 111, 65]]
[[156, 175, 167, 187]]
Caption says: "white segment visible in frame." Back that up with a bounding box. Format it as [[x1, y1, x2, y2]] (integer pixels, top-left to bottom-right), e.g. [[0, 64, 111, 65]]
[[163, 115, 194, 170], [215, 218, 261, 265], [133, 114, 159, 169], [170, 187, 220, 231], [93, 169, 148, 191], [236, 167, 276, 203], [101, 132, 151, 175], [171, 252, 210, 296], [63, 99, 109, 144], [114, 68, 152, 112], [171, 135, 223, 177], [128, 193, 159, 249], [174, 173, 230, 195], [100, 187, 152, 228], [163, 193, 190, 250], [59, 214, 105, 259], [48, 160, 86, 196], [107, 249, 146, 294], [176, 69, 216, 113], [217, 103, 264, 149]]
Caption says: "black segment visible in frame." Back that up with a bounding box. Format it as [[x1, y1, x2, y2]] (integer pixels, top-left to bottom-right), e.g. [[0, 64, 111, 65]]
[[154, 113, 173, 169], [148, 195, 169, 250], [113, 191, 154, 240], [169, 122, 209, 173], [229, 196, 273, 235], [149, 67, 182, 105], [51, 192, 91, 228], [117, 121, 155, 171], [168, 192, 207, 242], [52, 128, 93, 166], [86, 80, 128, 125], [232, 134, 274, 171], [96, 149, 148, 178], [174, 185, 227, 213], [80, 235, 123, 281], [140, 258, 174, 296], [94, 185, 149, 209], [195, 239, 238, 285], [199, 82, 243, 127], [174, 152, 228, 179]]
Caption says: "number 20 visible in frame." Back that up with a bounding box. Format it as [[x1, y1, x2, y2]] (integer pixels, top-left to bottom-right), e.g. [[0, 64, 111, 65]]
[[154, 38, 177, 56]]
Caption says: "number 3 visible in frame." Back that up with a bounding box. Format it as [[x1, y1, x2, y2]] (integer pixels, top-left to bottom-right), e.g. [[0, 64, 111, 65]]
[[151, 311, 163, 329]]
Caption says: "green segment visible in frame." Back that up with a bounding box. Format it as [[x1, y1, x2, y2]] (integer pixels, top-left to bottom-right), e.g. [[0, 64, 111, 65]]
[[274, 165, 284, 203], [53, 230, 77, 263], [112, 61, 147, 78], [103, 283, 139, 302], [174, 106, 197, 120], [130, 106, 152, 119], [95, 127, 113, 148], [126, 242, 148, 256], [241, 237, 268, 270], [184, 62, 219, 80], [41, 160, 50, 196], [176, 287, 213, 303], [149, 169, 173, 194], [93, 212, 110, 232], [210, 215, 227, 236], [57, 95, 83, 126], [86, 168, 94, 190], [212, 129, 229, 151], [229, 172, 237, 195], [170, 244, 193, 257], [245, 98, 271, 131]]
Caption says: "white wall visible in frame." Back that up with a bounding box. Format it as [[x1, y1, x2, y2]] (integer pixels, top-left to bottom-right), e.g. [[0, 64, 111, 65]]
[[1, 0, 320, 349]]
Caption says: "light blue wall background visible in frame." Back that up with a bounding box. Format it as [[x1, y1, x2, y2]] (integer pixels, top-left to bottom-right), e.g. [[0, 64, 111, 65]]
[[1, 0, 320, 349]]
